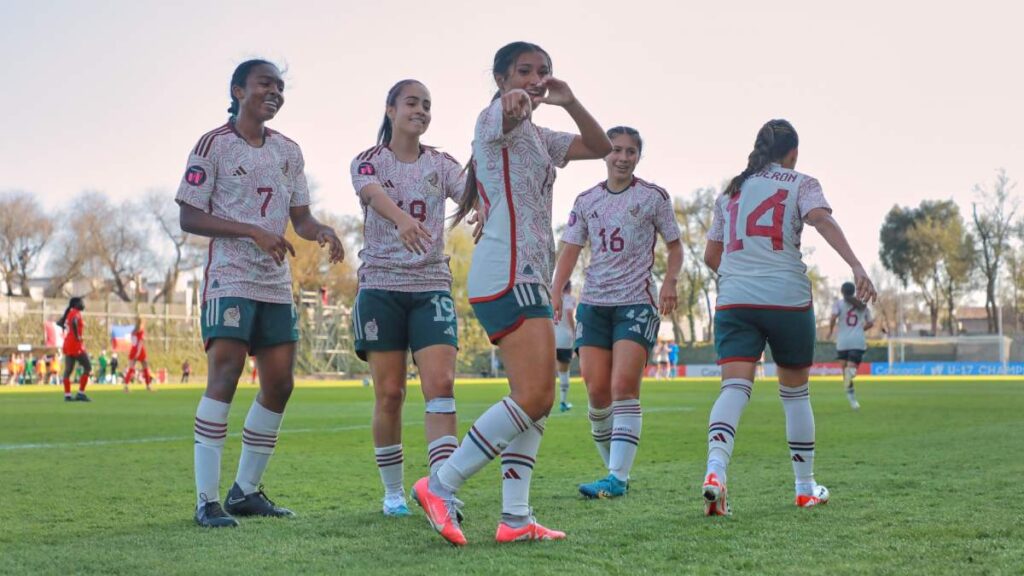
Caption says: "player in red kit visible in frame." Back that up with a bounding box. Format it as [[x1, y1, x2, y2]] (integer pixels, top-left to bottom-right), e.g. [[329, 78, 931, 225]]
[[57, 297, 92, 402], [124, 316, 153, 392]]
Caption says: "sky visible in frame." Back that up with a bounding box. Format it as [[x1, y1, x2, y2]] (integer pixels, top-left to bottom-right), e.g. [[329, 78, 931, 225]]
[[2, 0, 1021, 287]]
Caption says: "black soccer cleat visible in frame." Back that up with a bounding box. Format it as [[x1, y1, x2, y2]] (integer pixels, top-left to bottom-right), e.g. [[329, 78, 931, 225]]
[[64, 396, 74, 402], [194, 500, 239, 528], [74, 392, 91, 402], [223, 483, 295, 518]]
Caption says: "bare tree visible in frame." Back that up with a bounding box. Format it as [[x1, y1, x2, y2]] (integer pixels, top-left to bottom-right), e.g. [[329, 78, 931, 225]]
[[48, 191, 153, 302], [972, 169, 1018, 333], [0, 191, 53, 296], [144, 189, 204, 303]]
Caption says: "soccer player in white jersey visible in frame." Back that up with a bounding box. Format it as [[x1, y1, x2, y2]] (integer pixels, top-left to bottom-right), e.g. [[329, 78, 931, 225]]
[[554, 280, 577, 412], [552, 126, 682, 499], [412, 41, 612, 546], [701, 119, 875, 515], [827, 281, 874, 410], [176, 60, 344, 528], [350, 80, 466, 518]]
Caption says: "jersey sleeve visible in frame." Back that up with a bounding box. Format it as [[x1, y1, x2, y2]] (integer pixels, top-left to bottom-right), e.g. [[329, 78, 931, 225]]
[[477, 99, 505, 144], [560, 195, 588, 246], [174, 141, 217, 211], [289, 144, 311, 208], [654, 190, 681, 243], [831, 300, 841, 316], [537, 126, 575, 168], [797, 177, 831, 220], [707, 195, 726, 242], [439, 152, 467, 203], [350, 153, 382, 201]]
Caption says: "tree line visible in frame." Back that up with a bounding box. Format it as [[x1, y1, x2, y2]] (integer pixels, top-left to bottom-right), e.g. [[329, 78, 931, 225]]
[[1, 167, 1015, 364]]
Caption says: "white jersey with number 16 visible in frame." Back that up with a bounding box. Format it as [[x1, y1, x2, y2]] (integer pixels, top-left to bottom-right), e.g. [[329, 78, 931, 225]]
[[708, 163, 831, 309]]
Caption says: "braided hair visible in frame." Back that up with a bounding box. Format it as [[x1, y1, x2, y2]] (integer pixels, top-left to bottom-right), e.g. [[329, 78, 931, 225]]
[[227, 59, 275, 117], [56, 297, 84, 329], [724, 119, 799, 197]]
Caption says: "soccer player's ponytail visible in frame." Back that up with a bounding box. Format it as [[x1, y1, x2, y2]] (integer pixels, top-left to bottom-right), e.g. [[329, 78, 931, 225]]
[[841, 281, 866, 311], [57, 296, 83, 329], [452, 41, 552, 227], [227, 59, 274, 117], [377, 80, 421, 146], [724, 119, 799, 197]]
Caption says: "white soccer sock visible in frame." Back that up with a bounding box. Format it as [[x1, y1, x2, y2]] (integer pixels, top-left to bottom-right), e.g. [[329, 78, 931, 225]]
[[194, 396, 230, 507], [427, 436, 458, 476], [374, 443, 405, 498], [235, 400, 283, 495], [608, 400, 642, 481], [706, 378, 752, 482], [842, 366, 853, 388], [436, 397, 532, 494], [558, 371, 570, 404], [780, 383, 815, 494], [589, 404, 613, 468], [501, 416, 545, 519]]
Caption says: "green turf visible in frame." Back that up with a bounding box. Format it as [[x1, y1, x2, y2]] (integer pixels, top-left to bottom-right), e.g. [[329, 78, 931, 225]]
[[2, 379, 1022, 575]]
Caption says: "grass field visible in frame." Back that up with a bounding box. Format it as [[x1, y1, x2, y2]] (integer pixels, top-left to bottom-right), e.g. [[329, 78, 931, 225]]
[[2, 378, 1023, 575]]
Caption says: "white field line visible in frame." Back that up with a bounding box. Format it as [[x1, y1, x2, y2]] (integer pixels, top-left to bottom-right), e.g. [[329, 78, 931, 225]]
[[0, 406, 693, 452]]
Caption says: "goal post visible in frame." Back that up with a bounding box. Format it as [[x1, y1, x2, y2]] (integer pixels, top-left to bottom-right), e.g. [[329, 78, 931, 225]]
[[885, 335, 1012, 373]]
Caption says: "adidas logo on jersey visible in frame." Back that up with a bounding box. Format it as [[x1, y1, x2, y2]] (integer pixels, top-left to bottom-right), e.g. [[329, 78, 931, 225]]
[[232, 166, 248, 176], [382, 180, 396, 189]]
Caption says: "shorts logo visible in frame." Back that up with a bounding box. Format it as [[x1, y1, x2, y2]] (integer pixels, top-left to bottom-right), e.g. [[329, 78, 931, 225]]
[[575, 322, 583, 339], [365, 319, 379, 341], [444, 326, 456, 337], [185, 165, 207, 186], [357, 162, 375, 176], [629, 324, 642, 334], [223, 306, 241, 328]]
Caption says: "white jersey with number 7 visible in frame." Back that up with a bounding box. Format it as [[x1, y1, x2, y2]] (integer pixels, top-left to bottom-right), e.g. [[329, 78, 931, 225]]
[[708, 163, 831, 309]]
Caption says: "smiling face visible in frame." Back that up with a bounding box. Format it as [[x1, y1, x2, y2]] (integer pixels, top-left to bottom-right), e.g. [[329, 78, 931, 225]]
[[605, 132, 641, 180], [387, 82, 431, 140], [232, 63, 284, 122], [495, 50, 550, 108]]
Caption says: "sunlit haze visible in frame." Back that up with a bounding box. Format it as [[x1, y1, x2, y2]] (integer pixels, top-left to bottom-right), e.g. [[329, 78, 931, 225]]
[[3, 0, 1021, 286]]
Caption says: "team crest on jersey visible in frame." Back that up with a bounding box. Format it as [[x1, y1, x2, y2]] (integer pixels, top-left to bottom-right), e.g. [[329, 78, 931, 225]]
[[365, 319, 379, 341], [358, 162, 376, 176], [282, 160, 290, 176], [426, 171, 439, 187], [185, 165, 207, 186], [223, 306, 241, 328], [568, 211, 578, 226], [630, 204, 641, 218]]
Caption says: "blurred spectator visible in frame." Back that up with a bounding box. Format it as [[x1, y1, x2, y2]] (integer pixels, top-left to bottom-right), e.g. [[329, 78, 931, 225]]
[[97, 350, 109, 383], [181, 359, 191, 383]]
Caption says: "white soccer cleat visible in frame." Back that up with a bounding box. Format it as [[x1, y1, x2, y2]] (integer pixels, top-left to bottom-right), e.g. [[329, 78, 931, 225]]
[[795, 484, 830, 508], [702, 472, 731, 516]]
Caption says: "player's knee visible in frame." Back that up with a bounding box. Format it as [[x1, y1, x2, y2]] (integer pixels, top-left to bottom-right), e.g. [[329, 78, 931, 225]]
[[422, 371, 455, 399], [376, 385, 406, 413]]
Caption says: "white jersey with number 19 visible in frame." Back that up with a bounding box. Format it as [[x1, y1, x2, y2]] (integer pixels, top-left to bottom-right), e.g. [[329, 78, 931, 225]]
[[708, 163, 831, 309]]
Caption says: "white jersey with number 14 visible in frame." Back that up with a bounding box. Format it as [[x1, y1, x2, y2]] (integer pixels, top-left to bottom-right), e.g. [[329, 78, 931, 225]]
[[708, 163, 831, 309]]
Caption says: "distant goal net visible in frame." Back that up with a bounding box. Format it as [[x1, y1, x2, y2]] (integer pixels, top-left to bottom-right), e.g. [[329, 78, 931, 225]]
[[885, 335, 1011, 369]]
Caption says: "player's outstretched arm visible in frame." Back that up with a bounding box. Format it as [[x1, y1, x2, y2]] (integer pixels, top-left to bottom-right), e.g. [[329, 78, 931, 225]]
[[289, 205, 345, 264], [551, 242, 583, 322], [805, 208, 876, 303]]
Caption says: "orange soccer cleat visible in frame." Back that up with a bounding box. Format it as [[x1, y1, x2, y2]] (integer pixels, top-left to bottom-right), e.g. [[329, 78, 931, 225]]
[[411, 477, 466, 546], [702, 472, 731, 516]]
